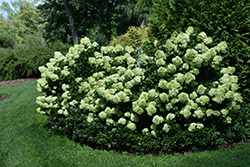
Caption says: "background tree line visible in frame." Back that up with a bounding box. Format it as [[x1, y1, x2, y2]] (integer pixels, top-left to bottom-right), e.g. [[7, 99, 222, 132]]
[[0, 0, 153, 47], [38, 0, 153, 45]]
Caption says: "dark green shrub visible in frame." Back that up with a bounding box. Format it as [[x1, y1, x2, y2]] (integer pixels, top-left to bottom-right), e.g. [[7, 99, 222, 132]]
[[149, 0, 250, 99], [0, 32, 15, 48], [0, 41, 71, 81]]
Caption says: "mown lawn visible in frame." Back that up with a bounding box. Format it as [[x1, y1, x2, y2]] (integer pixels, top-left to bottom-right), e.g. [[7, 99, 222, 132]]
[[0, 80, 250, 167]]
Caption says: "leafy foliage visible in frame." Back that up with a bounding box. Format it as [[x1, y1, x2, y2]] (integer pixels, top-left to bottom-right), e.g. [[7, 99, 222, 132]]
[[37, 28, 248, 154], [109, 26, 148, 48], [0, 41, 71, 81], [0, 32, 15, 48], [148, 0, 250, 99], [39, 0, 143, 44], [0, 0, 45, 44]]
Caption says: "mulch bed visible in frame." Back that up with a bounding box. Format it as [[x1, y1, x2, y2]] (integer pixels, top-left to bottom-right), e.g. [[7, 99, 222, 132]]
[[0, 78, 38, 102]]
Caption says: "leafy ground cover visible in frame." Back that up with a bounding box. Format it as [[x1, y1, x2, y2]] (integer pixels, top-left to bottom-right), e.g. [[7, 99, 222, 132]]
[[0, 80, 250, 166]]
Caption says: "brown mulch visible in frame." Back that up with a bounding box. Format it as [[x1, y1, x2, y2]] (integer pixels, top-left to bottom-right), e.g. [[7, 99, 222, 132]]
[[0, 78, 38, 102]]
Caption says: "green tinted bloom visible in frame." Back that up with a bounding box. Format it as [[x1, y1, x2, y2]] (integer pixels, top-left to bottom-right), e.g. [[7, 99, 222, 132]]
[[211, 56, 223, 69], [225, 117, 232, 124], [157, 67, 167, 77], [196, 95, 210, 106], [231, 84, 239, 91], [124, 80, 134, 89], [206, 109, 214, 117], [148, 89, 158, 100], [133, 105, 144, 115], [175, 73, 185, 84], [156, 58, 166, 66], [106, 118, 115, 126], [172, 56, 183, 67], [190, 91, 198, 100], [146, 105, 157, 116], [180, 63, 189, 71], [142, 128, 149, 134], [99, 111, 107, 119], [184, 49, 198, 61], [188, 123, 196, 132], [196, 123, 204, 129], [233, 92, 243, 102], [204, 37, 212, 44], [215, 41, 227, 53], [152, 115, 164, 125], [166, 113, 175, 120], [197, 85, 207, 95], [165, 103, 173, 111], [185, 72, 196, 84], [118, 118, 126, 125], [180, 106, 192, 118], [163, 123, 170, 133], [221, 109, 229, 116], [158, 79, 168, 89], [105, 107, 115, 116], [124, 112, 131, 117], [197, 32, 207, 41], [159, 93, 169, 103], [130, 113, 139, 122], [87, 113, 94, 123], [178, 92, 189, 103], [115, 44, 124, 52], [127, 121, 136, 131], [192, 56, 203, 68], [225, 91, 234, 99], [133, 76, 142, 85], [125, 46, 135, 54], [186, 26, 194, 35], [155, 50, 166, 59], [194, 109, 205, 119], [190, 68, 200, 76], [166, 63, 177, 73], [151, 130, 156, 137], [167, 80, 182, 90]]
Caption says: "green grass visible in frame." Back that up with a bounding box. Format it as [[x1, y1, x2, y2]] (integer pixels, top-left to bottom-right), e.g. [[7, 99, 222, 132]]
[[1, 80, 250, 167]]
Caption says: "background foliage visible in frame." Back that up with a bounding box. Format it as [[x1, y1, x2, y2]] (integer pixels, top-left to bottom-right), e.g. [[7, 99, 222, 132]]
[[109, 26, 148, 48], [38, 0, 152, 45], [0, 40, 70, 81]]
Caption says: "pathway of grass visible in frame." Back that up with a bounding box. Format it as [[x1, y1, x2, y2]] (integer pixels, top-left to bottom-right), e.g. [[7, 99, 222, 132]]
[[0, 80, 250, 167]]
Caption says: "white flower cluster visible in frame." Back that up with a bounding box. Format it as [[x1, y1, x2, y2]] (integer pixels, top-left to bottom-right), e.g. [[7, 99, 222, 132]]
[[180, 105, 192, 118], [197, 85, 206, 95], [166, 113, 175, 121], [178, 92, 189, 103], [152, 115, 164, 125], [133, 89, 159, 117], [188, 122, 204, 132], [195, 95, 210, 106], [162, 123, 170, 133], [194, 108, 205, 119], [127, 121, 136, 131], [174, 32, 190, 48], [36, 95, 58, 109]]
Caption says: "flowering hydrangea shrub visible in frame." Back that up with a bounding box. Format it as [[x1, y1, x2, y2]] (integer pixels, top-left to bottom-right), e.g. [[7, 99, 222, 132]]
[[36, 28, 247, 153]]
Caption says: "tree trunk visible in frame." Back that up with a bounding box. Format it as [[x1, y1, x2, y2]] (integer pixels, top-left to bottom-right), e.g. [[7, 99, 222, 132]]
[[63, 0, 79, 45]]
